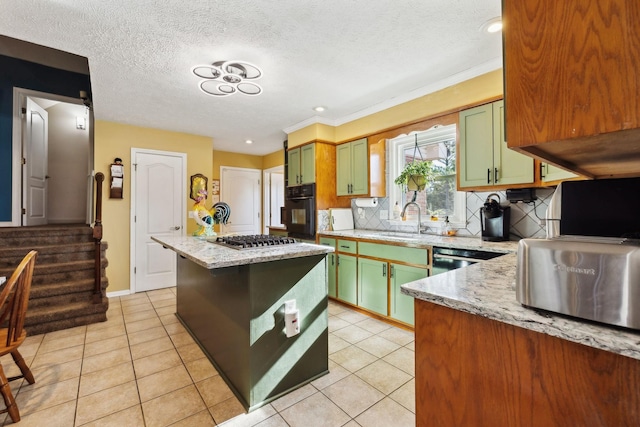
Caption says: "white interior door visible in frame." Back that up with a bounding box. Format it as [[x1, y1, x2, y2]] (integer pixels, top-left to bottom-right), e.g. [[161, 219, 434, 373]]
[[270, 172, 284, 227], [133, 150, 185, 293], [23, 97, 48, 226], [221, 167, 261, 235]]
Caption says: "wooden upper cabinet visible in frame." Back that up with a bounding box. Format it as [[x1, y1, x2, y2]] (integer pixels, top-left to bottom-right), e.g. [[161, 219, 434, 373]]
[[503, 0, 640, 179]]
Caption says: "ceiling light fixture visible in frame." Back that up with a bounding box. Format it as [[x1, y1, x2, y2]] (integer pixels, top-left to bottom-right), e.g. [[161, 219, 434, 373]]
[[313, 106, 326, 112], [245, 139, 253, 144], [482, 17, 503, 33], [192, 60, 263, 97]]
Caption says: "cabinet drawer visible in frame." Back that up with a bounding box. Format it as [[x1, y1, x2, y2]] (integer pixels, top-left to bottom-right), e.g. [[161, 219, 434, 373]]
[[318, 237, 336, 249], [337, 239, 357, 254], [359, 242, 428, 266]]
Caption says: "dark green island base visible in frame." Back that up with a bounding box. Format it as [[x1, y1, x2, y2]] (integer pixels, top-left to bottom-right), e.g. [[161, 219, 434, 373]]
[[176, 254, 329, 412]]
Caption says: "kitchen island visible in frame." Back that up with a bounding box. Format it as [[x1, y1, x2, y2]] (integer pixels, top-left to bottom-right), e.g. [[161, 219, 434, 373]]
[[402, 254, 640, 426], [152, 235, 333, 411]]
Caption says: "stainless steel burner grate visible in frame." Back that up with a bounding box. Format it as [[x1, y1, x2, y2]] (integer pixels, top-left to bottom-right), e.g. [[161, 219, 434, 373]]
[[214, 234, 297, 249]]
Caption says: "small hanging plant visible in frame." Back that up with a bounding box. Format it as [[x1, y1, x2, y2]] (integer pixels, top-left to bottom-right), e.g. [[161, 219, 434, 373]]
[[394, 160, 434, 191]]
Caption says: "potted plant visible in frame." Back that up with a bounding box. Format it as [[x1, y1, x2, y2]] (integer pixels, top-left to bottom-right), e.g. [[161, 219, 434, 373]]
[[394, 160, 434, 191]]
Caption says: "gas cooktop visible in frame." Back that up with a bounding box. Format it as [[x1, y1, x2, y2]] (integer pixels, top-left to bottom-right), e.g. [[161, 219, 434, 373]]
[[212, 234, 297, 249]]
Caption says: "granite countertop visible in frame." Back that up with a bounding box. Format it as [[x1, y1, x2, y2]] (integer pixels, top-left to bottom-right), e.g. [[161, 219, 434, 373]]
[[317, 229, 519, 254], [151, 235, 333, 269], [401, 254, 640, 361]]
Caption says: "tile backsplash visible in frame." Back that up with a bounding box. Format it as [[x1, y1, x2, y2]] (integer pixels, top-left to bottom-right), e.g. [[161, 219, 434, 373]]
[[318, 188, 555, 240]]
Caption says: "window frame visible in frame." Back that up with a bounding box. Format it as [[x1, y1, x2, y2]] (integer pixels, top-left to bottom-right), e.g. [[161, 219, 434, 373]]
[[388, 124, 466, 229]]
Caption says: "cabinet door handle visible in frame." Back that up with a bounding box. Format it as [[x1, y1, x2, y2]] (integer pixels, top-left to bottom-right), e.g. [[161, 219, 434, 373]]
[[390, 265, 394, 278], [383, 264, 387, 277], [337, 255, 340, 266], [300, 174, 303, 183], [540, 163, 546, 179], [494, 167, 499, 183], [339, 245, 350, 249], [487, 168, 491, 184], [331, 254, 334, 266]]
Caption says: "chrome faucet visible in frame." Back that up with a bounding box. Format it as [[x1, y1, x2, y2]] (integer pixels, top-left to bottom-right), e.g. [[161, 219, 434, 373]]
[[401, 202, 422, 234]]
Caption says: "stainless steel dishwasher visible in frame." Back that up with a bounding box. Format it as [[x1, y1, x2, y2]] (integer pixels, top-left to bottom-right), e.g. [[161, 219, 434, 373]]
[[431, 246, 503, 275]]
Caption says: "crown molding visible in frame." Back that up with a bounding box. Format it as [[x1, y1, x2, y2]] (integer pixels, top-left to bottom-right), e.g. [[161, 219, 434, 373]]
[[282, 57, 503, 135]]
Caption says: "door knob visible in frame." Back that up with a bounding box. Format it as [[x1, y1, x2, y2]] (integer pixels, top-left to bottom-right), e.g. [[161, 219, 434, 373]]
[[171, 226, 180, 230]]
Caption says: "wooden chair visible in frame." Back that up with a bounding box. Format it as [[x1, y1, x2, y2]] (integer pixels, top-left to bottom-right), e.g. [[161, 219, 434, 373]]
[[0, 250, 37, 423]]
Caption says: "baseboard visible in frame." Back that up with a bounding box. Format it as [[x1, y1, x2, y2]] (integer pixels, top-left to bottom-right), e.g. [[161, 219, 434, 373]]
[[107, 289, 132, 298]]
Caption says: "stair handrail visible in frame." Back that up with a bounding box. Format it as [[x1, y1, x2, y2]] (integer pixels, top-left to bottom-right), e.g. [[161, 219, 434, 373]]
[[93, 172, 104, 303]]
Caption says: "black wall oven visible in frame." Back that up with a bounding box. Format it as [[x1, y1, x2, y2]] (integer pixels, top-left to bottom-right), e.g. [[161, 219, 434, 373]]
[[284, 183, 315, 240]]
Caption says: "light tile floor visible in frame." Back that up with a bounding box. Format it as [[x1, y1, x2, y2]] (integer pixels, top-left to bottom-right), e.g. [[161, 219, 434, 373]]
[[0, 288, 415, 426]]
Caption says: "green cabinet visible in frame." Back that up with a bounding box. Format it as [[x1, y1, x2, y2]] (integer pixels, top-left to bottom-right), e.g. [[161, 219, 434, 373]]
[[337, 138, 368, 196], [320, 235, 429, 327], [288, 148, 300, 186], [459, 100, 534, 188], [319, 237, 337, 298], [358, 258, 388, 316], [390, 263, 427, 325], [337, 254, 357, 305], [287, 144, 315, 186], [541, 163, 578, 184]]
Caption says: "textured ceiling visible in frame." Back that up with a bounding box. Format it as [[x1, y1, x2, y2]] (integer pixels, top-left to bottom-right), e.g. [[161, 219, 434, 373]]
[[0, 0, 502, 155]]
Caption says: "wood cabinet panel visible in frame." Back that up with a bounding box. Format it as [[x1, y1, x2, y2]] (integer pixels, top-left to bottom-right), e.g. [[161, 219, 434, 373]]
[[415, 300, 640, 426], [503, 0, 640, 178]]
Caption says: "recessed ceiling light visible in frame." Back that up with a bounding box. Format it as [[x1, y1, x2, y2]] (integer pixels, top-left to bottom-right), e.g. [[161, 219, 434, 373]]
[[482, 17, 502, 33], [245, 139, 253, 144], [313, 106, 326, 112]]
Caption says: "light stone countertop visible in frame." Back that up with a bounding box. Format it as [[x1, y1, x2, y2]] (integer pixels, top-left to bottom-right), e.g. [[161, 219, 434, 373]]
[[317, 229, 519, 253], [151, 235, 333, 269], [320, 229, 640, 361]]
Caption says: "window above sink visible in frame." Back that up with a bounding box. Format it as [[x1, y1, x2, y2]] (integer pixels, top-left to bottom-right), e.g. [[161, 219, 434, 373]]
[[388, 124, 466, 229]]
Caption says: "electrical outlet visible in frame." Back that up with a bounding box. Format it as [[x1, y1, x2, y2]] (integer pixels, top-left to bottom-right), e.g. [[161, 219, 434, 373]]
[[379, 210, 389, 220]]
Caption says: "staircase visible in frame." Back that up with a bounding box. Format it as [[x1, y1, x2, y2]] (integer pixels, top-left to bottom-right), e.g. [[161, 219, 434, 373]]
[[0, 224, 109, 336]]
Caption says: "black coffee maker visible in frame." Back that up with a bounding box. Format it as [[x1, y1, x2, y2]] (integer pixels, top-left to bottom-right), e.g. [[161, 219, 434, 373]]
[[480, 193, 510, 241]]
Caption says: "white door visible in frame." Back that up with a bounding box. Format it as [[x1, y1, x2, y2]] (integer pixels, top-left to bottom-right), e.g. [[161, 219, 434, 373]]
[[133, 150, 185, 292], [23, 98, 48, 226], [270, 172, 284, 227], [221, 167, 261, 235]]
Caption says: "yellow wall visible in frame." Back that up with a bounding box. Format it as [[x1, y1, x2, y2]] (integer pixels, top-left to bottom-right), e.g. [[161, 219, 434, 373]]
[[94, 121, 213, 293], [288, 124, 337, 148], [263, 149, 285, 170], [288, 69, 504, 146], [212, 150, 264, 179]]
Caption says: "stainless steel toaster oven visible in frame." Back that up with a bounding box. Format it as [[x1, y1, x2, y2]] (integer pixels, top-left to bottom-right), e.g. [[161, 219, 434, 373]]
[[516, 236, 640, 330]]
